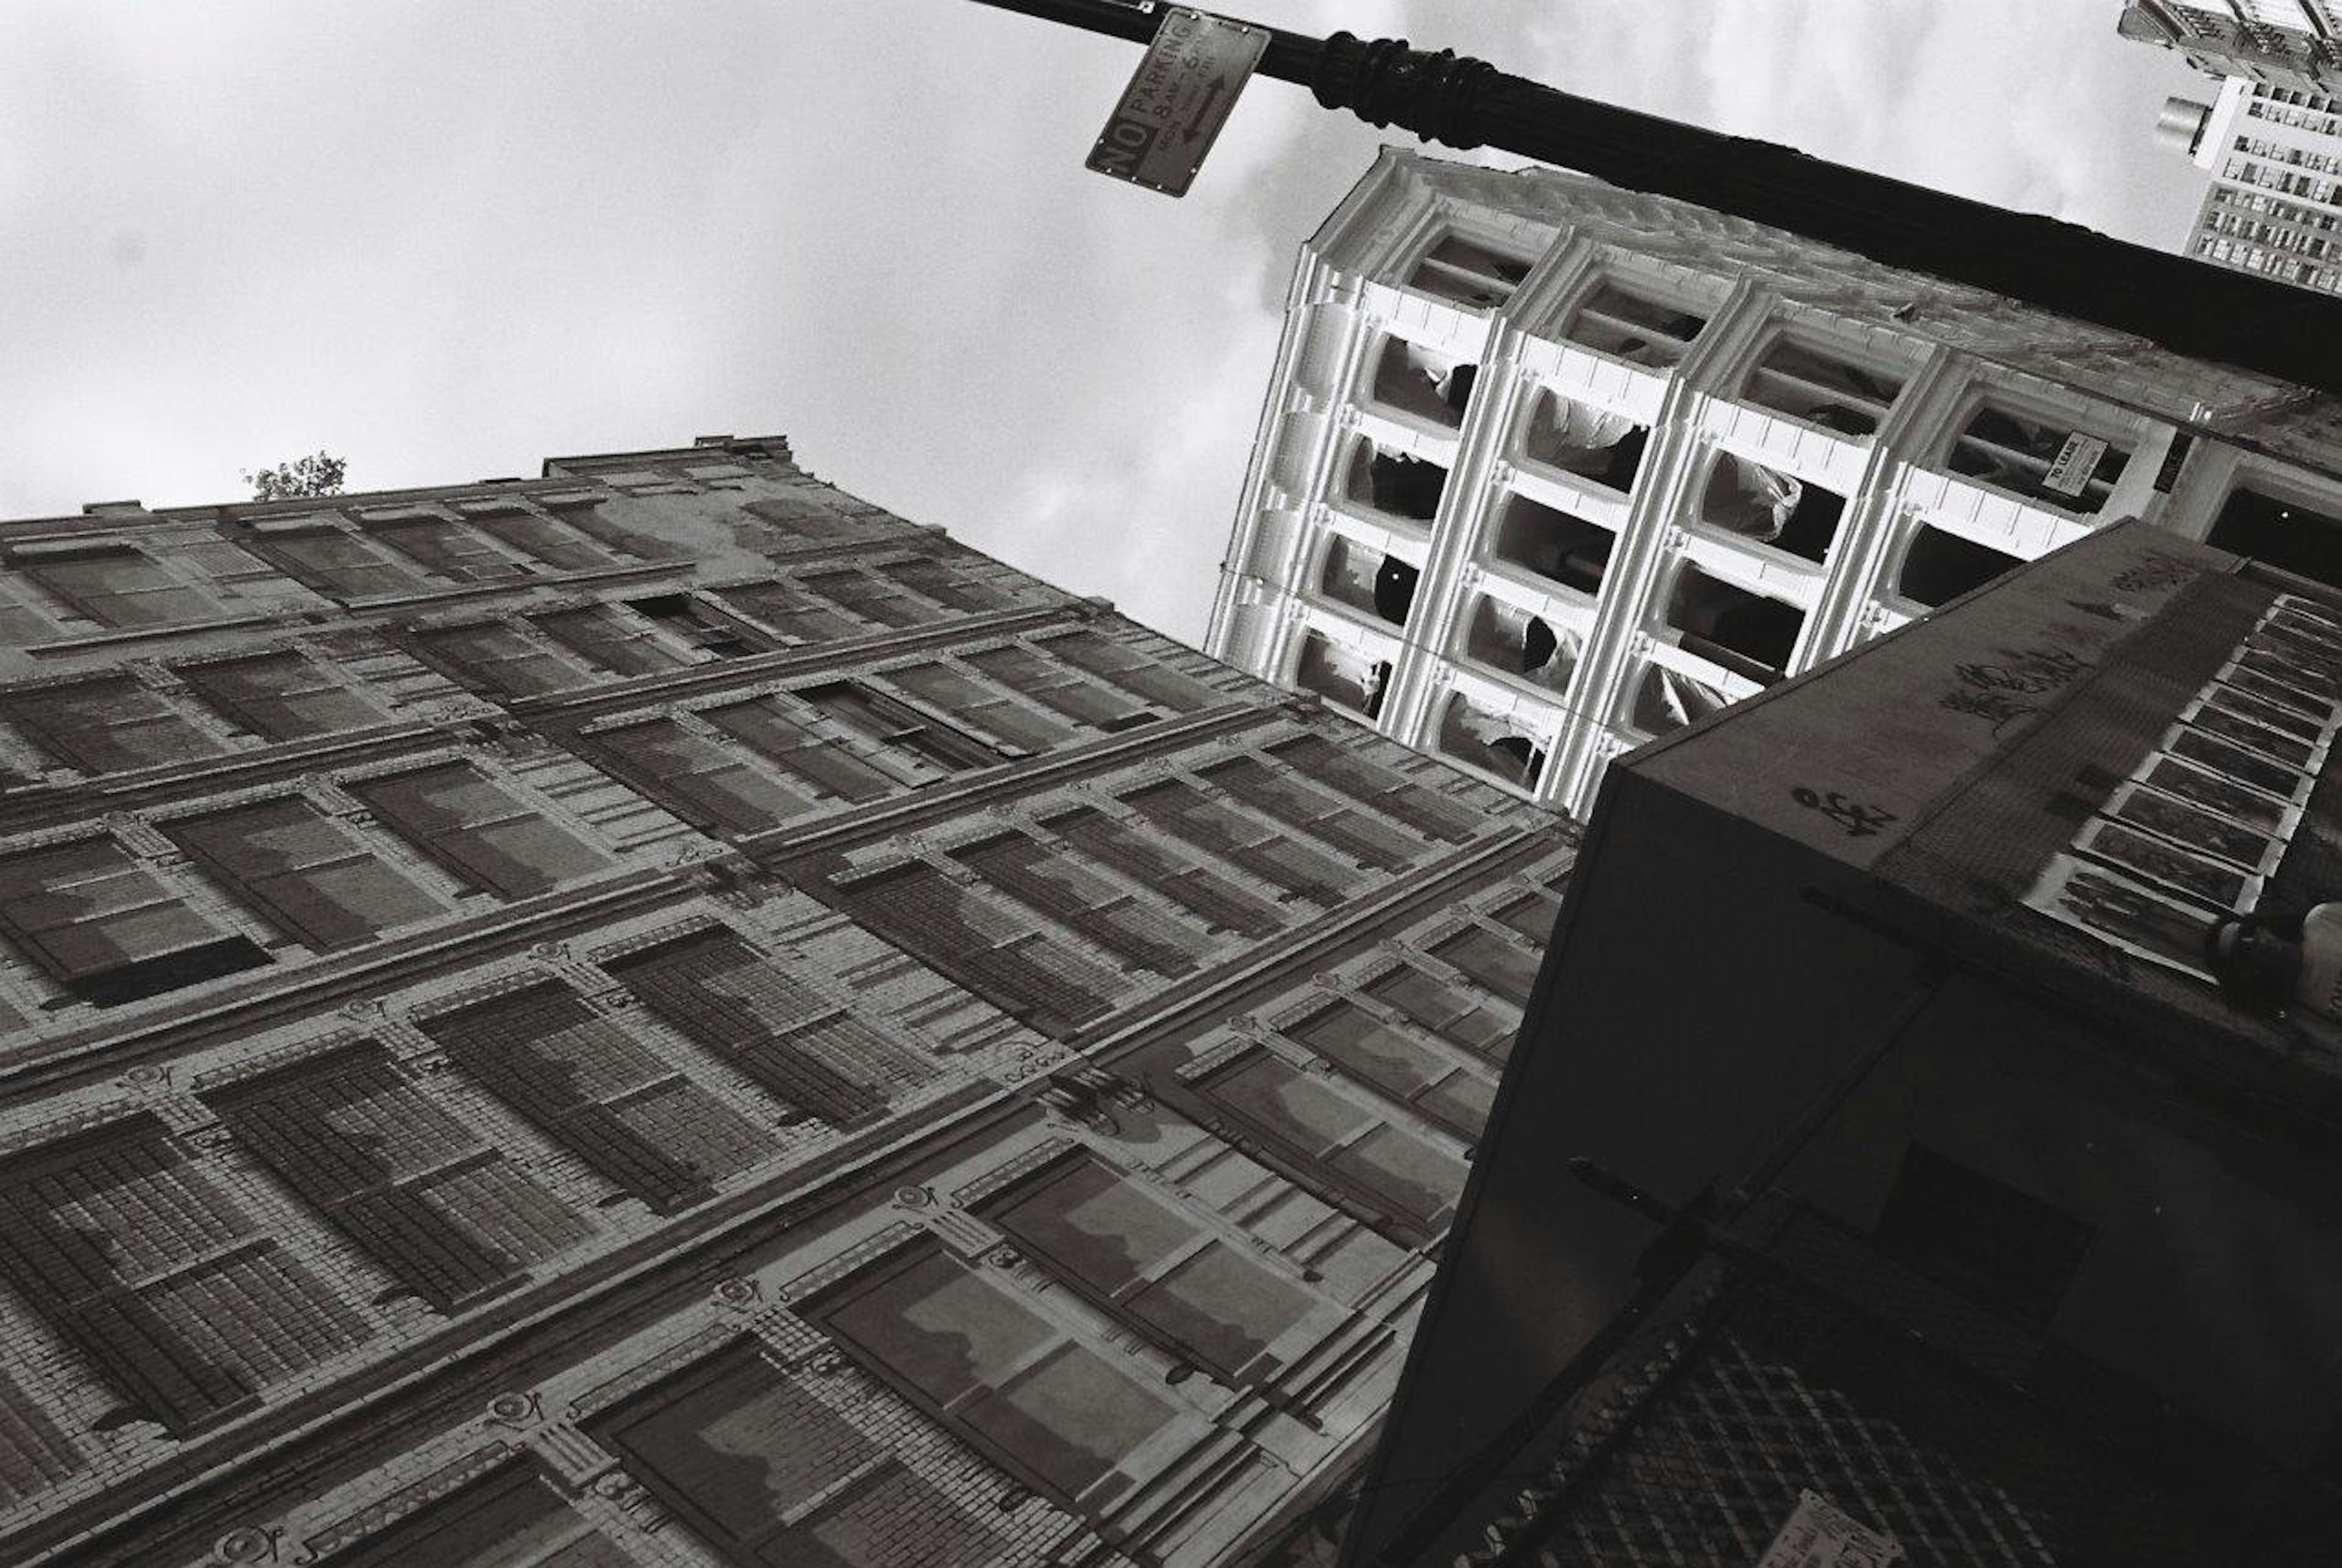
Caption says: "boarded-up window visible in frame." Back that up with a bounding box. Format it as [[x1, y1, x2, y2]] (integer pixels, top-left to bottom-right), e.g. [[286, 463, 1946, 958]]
[[1281, 1000, 1495, 1139], [1120, 779, 1356, 906], [0, 677, 224, 774], [979, 1155, 1339, 1386], [1265, 734, 1482, 844], [876, 557, 1021, 613], [0, 837, 271, 1006], [795, 682, 1000, 773], [714, 579, 867, 644], [249, 526, 429, 600], [700, 697, 898, 803], [812, 1244, 1205, 1514], [466, 508, 617, 571], [348, 764, 607, 900], [882, 662, 1070, 753], [363, 517, 531, 583], [16, 547, 219, 628], [531, 605, 691, 676], [963, 644, 1142, 729], [1363, 964, 1518, 1061], [797, 567, 926, 629], [165, 798, 445, 950], [1199, 756, 1419, 870], [1430, 926, 1541, 1006], [1044, 631, 1218, 712], [953, 832, 1206, 978], [318, 1462, 631, 1568], [589, 1339, 1006, 1568], [205, 1045, 587, 1312], [829, 862, 1125, 1037], [414, 621, 593, 698], [1197, 1051, 1466, 1235], [590, 718, 820, 832], [176, 651, 387, 740], [0, 1115, 368, 1435], [420, 983, 775, 1214], [1042, 807, 1283, 938], [607, 928, 939, 1126]]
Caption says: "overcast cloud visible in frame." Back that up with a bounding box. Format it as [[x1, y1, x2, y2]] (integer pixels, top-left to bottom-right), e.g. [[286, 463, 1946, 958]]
[[0, 1, 2213, 642]]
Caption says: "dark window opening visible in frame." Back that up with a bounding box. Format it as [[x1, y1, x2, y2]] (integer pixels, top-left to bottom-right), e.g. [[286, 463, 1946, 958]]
[[796, 681, 1002, 773], [1874, 1145, 2094, 1325], [1373, 556, 1419, 626], [1520, 392, 1648, 493], [1370, 338, 1477, 427], [1318, 537, 1415, 628], [1700, 457, 1846, 564], [1292, 632, 1385, 718], [1739, 336, 1904, 432], [1563, 282, 1706, 366], [1346, 446, 1449, 523], [2206, 485, 2342, 589], [1489, 493, 1615, 597], [1946, 404, 2130, 511], [0, 837, 276, 1007], [1463, 597, 1575, 693], [1408, 235, 1533, 308], [1663, 565, 1805, 682], [625, 593, 757, 657], [1625, 664, 1728, 737], [1898, 526, 2023, 609], [1438, 695, 1545, 788]]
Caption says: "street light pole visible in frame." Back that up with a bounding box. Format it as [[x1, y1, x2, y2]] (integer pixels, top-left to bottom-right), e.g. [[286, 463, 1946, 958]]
[[968, 0, 2342, 399]]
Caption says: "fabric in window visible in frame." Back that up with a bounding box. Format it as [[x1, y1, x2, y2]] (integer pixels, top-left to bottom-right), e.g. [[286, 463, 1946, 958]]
[[165, 797, 445, 950], [0, 836, 271, 1005], [0, 678, 224, 774], [176, 651, 387, 740], [348, 763, 607, 900], [593, 718, 820, 832], [1201, 1053, 1464, 1233]]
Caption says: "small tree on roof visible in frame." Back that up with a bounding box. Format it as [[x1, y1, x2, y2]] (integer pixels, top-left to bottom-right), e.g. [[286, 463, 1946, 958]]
[[242, 451, 348, 501]]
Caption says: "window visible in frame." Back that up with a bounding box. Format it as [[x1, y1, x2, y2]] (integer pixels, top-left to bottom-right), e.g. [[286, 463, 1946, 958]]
[[1431, 926, 1541, 1005], [1561, 281, 1706, 366], [1345, 445, 1447, 524], [606, 928, 939, 1125], [953, 831, 1206, 978], [1119, 779, 1356, 907], [876, 556, 1022, 614], [1265, 733, 1483, 844], [13, 545, 220, 628], [881, 661, 1070, 753], [0, 1115, 368, 1435], [0, 836, 272, 1006], [1461, 596, 1577, 696], [963, 643, 1147, 729], [1040, 806, 1283, 939], [361, 515, 531, 583], [1519, 390, 1648, 493], [1281, 999, 1495, 1137], [1436, 694, 1546, 789], [0, 576, 56, 646], [418, 983, 775, 1214], [1897, 526, 2023, 609], [531, 604, 693, 676], [1663, 564, 1805, 682], [1737, 334, 1904, 434], [247, 524, 431, 600], [205, 1044, 587, 1312], [1370, 337, 1477, 427], [2206, 484, 2342, 588], [165, 798, 445, 950], [713, 579, 867, 645], [1407, 234, 1533, 307], [587, 1341, 1005, 1568], [811, 1243, 1203, 1512], [1364, 962, 1517, 1061], [414, 621, 594, 698], [979, 1155, 1337, 1385], [1199, 756, 1419, 871], [347, 764, 607, 900], [1488, 491, 1615, 596], [589, 717, 822, 833], [462, 506, 618, 572], [798, 567, 927, 629], [1490, 890, 1561, 945], [698, 696, 899, 802], [1044, 631, 1219, 713], [795, 681, 1001, 774], [1874, 1145, 2094, 1325], [1196, 1051, 1466, 1235], [321, 1464, 629, 1568], [176, 651, 387, 740], [1625, 663, 1729, 737], [0, 677, 223, 775], [1699, 456, 1846, 564], [625, 593, 761, 657], [0, 1362, 77, 1509], [1944, 400, 2131, 512], [1292, 631, 1391, 720], [826, 861, 1126, 1037], [1319, 537, 1416, 629]]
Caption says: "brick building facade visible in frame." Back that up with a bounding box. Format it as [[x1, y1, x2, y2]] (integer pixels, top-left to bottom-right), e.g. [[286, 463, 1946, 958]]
[[0, 437, 1569, 1567]]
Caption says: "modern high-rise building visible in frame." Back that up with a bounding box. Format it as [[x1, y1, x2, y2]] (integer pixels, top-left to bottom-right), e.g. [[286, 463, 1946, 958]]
[[2119, 0, 2342, 98], [1207, 148, 2342, 818], [0, 436, 1569, 1567], [2161, 77, 2342, 295]]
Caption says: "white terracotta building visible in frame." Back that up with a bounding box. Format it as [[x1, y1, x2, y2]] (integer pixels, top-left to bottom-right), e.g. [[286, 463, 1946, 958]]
[[1208, 148, 2342, 818]]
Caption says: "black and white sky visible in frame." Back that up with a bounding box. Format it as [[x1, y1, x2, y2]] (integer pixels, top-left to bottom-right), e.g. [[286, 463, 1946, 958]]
[[0, 1, 2214, 642]]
